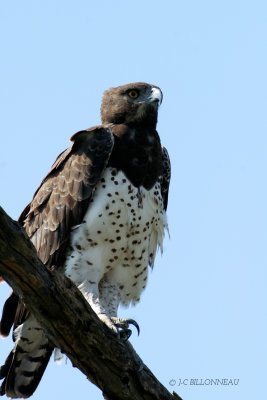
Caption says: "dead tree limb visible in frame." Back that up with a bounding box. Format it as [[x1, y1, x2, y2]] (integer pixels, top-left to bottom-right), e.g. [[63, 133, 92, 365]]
[[0, 206, 182, 400]]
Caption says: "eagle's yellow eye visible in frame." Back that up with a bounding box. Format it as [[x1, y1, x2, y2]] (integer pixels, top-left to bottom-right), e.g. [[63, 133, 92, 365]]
[[128, 90, 139, 99]]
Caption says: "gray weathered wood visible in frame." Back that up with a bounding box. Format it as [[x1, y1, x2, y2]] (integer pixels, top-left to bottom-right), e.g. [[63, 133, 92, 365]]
[[0, 206, 182, 400]]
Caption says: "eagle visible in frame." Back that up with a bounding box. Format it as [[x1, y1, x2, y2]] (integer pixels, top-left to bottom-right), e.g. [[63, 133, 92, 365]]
[[0, 82, 171, 398]]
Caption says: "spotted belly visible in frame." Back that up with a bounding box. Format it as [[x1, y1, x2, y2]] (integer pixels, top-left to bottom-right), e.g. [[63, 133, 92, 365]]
[[64, 167, 167, 306]]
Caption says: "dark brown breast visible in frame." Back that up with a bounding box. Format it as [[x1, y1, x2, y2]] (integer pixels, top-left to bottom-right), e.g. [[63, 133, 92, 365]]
[[107, 124, 163, 190]]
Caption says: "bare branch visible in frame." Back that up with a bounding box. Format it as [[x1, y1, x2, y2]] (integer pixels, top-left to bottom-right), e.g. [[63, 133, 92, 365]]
[[0, 206, 181, 400]]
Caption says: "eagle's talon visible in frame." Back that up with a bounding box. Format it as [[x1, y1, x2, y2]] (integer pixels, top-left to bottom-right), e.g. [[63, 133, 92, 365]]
[[111, 317, 140, 336], [119, 328, 132, 341]]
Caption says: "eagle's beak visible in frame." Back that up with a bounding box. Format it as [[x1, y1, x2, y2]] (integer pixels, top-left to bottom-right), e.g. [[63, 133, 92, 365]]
[[147, 87, 163, 106]]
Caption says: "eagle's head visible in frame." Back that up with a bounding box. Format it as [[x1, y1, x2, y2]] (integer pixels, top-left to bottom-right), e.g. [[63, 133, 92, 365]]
[[101, 82, 162, 128]]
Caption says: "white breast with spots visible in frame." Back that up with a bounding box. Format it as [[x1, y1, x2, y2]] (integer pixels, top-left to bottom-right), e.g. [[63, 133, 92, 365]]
[[65, 167, 168, 306]]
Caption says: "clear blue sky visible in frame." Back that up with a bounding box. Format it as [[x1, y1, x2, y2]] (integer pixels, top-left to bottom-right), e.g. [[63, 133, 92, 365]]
[[1, 1, 266, 399]]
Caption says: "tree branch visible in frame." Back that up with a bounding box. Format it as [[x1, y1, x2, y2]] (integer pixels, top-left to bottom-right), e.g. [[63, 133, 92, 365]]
[[0, 206, 182, 400]]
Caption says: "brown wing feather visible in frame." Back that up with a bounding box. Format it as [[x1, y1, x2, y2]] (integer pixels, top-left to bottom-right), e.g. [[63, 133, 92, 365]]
[[161, 146, 171, 210], [0, 126, 114, 335]]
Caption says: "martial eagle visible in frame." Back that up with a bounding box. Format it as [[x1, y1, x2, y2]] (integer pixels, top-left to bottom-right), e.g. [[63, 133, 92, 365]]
[[0, 82, 171, 398]]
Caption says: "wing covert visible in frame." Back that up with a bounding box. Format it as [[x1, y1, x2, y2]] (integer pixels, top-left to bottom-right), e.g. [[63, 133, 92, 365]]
[[19, 126, 114, 268], [160, 146, 171, 211]]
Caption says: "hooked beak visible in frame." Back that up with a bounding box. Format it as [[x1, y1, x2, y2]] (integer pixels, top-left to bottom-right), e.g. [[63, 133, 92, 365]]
[[147, 87, 163, 106]]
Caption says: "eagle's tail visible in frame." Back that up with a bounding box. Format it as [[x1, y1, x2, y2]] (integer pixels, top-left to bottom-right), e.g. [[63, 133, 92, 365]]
[[0, 291, 19, 338], [0, 315, 53, 398]]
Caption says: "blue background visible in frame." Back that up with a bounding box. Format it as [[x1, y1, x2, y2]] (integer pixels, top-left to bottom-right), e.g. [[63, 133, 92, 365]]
[[0, 1, 266, 399]]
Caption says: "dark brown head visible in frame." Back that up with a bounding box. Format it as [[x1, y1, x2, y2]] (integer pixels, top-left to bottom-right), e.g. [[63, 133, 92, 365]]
[[101, 82, 162, 128]]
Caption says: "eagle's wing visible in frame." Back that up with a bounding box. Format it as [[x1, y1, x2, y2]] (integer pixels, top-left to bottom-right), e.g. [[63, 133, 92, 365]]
[[161, 146, 171, 211], [0, 126, 114, 399], [0, 126, 114, 336]]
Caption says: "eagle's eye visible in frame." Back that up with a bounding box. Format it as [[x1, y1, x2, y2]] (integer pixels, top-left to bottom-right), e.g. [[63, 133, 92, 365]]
[[128, 90, 139, 99]]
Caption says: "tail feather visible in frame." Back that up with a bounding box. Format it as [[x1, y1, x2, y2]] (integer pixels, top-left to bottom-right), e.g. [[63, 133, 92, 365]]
[[0, 315, 53, 398], [0, 292, 19, 337]]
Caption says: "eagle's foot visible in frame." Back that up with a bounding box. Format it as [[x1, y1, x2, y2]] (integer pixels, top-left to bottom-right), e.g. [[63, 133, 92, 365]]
[[97, 313, 118, 333], [111, 317, 140, 341]]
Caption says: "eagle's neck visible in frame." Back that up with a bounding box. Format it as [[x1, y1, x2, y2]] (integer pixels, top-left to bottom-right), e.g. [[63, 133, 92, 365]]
[[107, 124, 162, 190]]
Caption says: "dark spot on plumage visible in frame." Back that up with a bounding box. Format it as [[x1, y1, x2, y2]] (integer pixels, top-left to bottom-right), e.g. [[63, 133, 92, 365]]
[[111, 169, 117, 176], [112, 221, 116, 225], [119, 285, 124, 290], [86, 261, 93, 265], [109, 258, 114, 262], [88, 280, 96, 284], [109, 212, 114, 216], [116, 236, 121, 240], [112, 200, 115, 203], [130, 196, 134, 200], [127, 203, 131, 207], [115, 229, 120, 233], [109, 239, 114, 243], [135, 263, 141, 268], [115, 192, 119, 195], [76, 244, 82, 250], [116, 215, 121, 219], [132, 240, 137, 245], [132, 282, 137, 287], [102, 185, 106, 188], [121, 247, 125, 251], [111, 177, 114, 181], [98, 214, 102, 217], [119, 224, 124, 227], [111, 248, 117, 253], [107, 193, 112, 197], [114, 255, 118, 260], [126, 293, 130, 297], [120, 198, 124, 202], [97, 230, 102, 234], [106, 205, 110, 210]]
